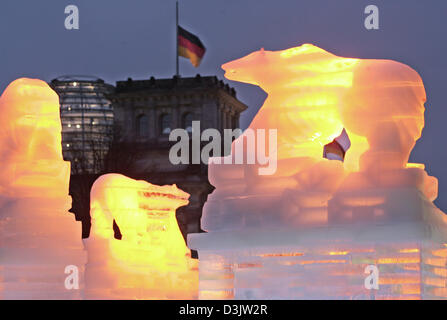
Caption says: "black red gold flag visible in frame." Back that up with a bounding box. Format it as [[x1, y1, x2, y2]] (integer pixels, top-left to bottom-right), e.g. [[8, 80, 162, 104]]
[[178, 26, 206, 67]]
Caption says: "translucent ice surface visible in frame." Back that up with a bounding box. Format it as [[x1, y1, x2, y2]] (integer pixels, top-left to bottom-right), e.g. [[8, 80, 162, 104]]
[[84, 173, 198, 299], [202, 43, 436, 231], [0, 78, 86, 299], [189, 44, 447, 300]]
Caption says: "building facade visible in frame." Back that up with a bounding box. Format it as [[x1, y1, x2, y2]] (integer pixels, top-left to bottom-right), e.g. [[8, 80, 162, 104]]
[[110, 75, 248, 235], [50, 76, 115, 174]]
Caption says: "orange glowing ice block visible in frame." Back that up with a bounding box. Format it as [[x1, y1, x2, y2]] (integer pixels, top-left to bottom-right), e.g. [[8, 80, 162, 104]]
[[0, 78, 86, 299], [222, 45, 363, 163], [0, 78, 71, 198], [84, 173, 198, 299], [189, 44, 447, 300], [220, 43, 428, 173], [202, 43, 436, 231]]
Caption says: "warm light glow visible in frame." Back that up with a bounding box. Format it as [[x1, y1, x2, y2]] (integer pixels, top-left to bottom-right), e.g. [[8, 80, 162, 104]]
[[399, 248, 420, 254], [191, 44, 447, 300], [200, 290, 234, 300], [341, 197, 385, 207], [279, 43, 323, 58], [236, 263, 263, 269], [406, 163, 425, 170], [425, 258, 447, 267], [204, 43, 433, 233], [433, 268, 447, 277], [221, 43, 427, 174], [432, 288, 447, 297], [424, 277, 447, 288], [0, 78, 85, 299], [400, 284, 421, 295], [222, 44, 365, 162], [403, 264, 420, 271], [288, 72, 355, 88], [295, 259, 347, 265], [377, 257, 420, 264], [87, 173, 198, 299], [0, 78, 70, 198], [257, 252, 304, 257], [328, 251, 349, 256], [379, 275, 420, 285], [432, 249, 447, 257]]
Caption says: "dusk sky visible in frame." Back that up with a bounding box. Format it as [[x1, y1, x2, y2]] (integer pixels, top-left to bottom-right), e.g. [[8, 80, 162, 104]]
[[1, 0, 446, 211]]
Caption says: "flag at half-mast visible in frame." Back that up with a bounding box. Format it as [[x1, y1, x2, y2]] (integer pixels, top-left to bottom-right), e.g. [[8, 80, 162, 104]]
[[178, 26, 206, 67]]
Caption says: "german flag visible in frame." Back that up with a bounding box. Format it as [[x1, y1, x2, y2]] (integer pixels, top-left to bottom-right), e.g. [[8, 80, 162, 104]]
[[178, 26, 206, 67]]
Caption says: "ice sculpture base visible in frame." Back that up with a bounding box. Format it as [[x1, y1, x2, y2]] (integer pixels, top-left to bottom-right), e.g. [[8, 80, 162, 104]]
[[189, 189, 447, 300], [0, 196, 87, 300], [83, 237, 198, 300]]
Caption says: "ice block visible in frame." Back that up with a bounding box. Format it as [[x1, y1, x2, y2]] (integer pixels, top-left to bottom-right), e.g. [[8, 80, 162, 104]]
[[189, 44, 447, 300], [0, 78, 86, 300], [84, 173, 198, 299]]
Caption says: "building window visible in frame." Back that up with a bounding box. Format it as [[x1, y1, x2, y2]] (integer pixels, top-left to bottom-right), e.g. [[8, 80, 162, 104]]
[[160, 113, 172, 135], [182, 113, 193, 133], [136, 114, 149, 137]]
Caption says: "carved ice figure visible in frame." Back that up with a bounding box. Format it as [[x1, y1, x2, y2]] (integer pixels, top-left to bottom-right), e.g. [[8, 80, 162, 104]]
[[222, 44, 361, 161], [189, 45, 447, 300], [201, 44, 436, 230], [0, 78, 86, 299], [0, 78, 70, 197], [84, 173, 198, 299]]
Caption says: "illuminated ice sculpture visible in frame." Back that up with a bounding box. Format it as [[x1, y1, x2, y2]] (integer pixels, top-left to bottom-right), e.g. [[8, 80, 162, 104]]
[[0, 78, 86, 299], [84, 174, 198, 299], [188, 44, 447, 299]]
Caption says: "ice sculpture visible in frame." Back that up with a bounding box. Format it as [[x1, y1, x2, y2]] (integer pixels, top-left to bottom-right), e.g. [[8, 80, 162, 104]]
[[84, 173, 198, 299], [0, 78, 86, 299], [188, 44, 447, 299]]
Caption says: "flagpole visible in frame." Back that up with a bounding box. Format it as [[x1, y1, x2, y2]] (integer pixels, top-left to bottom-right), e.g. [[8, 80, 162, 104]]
[[176, 0, 179, 77]]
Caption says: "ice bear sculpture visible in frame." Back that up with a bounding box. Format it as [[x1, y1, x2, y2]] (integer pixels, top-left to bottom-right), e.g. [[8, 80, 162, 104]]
[[189, 45, 447, 301], [84, 173, 198, 299], [0, 78, 86, 299], [222, 45, 361, 162], [201, 44, 436, 230]]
